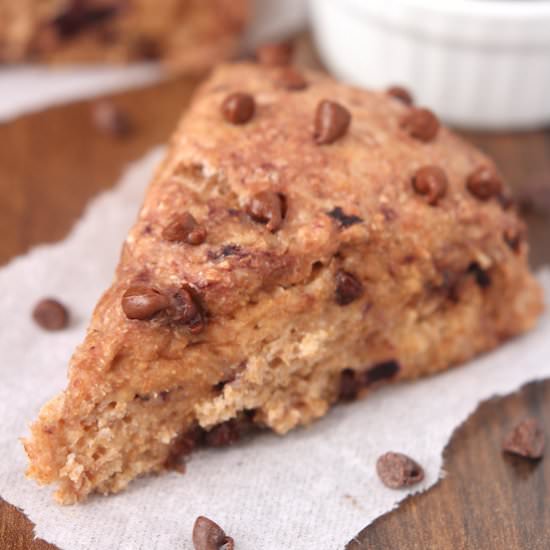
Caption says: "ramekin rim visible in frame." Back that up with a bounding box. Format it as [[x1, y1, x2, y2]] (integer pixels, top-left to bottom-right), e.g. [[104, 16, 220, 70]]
[[342, 0, 550, 19]]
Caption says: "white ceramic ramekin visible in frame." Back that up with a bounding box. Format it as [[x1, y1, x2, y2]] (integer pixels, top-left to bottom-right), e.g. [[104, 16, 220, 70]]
[[310, 0, 550, 130]]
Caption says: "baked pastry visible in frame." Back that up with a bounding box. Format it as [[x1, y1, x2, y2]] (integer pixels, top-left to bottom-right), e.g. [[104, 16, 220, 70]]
[[0, 0, 249, 70], [23, 62, 543, 503]]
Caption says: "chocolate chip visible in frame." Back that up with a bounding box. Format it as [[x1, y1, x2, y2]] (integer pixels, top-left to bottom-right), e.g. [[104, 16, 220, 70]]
[[207, 244, 247, 261], [169, 287, 204, 332], [339, 369, 359, 401], [503, 228, 523, 252], [387, 85, 413, 106], [204, 421, 240, 448], [32, 298, 69, 331], [412, 165, 448, 205], [52, 1, 119, 39], [193, 516, 234, 550], [246, 191, 285, 232], [221, 92, 255, 125], [502, 418, 544, 459], [121, 286, 170, 320], [92, 101, 132, 138], [467, 166, 503, 201], [376, 452, 425, 489], [327, 207, 363, 228], [401, 108, 439, 142], [467, 262, 491, 289], [335, 270, 364, 305], [165, 426, 205, 470], [275, 67, 308, 91], [162, 212, 207, 245], [362, 360, 400, 385], [256, 41, 293, 66], [314, 100, 351, 145], [131, 36, 161, 61]]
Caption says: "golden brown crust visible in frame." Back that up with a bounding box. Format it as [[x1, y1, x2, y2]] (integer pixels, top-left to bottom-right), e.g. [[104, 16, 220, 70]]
[[0, 0, 249, 70], [23, 62, 543, 503]]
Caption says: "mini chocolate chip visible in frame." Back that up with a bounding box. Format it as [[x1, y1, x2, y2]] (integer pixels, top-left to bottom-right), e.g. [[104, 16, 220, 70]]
[[412, 165, 448, 205], [314, 100, 351, 145], [467, 166, 503, 201], [376, 452, 425, 489], [467, 262, 491, 289], [256, 41, 293, 66], [362, 360, 400, 385], [32, 298, 69, 331], [401, 108, 439, 142], [207, 244, 247, 261], [335, 270, 364, 305], [52, 2, 118, 39], [276, 67, 308, 91], [502, 418, 544, 459], [339, 369, 359, 401], [246, 191, 285, 232], [131, 36, 162, 60], [327, 207, 363, 228], [193, 516, 234, 550], [92, 101, 132, 138], [387, 85, 414, 106], [162, 212, 207, 245], [168, 287, 204, 329], [121, 286, 170, 320], [221, 92, 255, 125], [204, 421, 240, 448]]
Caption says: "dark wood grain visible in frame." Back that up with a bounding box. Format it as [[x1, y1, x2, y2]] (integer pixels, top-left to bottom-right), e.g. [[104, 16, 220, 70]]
[[1, 42, 549, 549]]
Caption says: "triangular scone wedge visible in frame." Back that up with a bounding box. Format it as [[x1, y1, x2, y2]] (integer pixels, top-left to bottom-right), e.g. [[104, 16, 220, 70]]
[[24, 63, 543, 503]]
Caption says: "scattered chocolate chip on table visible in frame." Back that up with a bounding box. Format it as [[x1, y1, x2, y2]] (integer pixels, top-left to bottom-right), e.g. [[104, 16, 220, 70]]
[[32, 298, 69, 331], [376, 452, 425, 489], [502, 417, 545, 460]]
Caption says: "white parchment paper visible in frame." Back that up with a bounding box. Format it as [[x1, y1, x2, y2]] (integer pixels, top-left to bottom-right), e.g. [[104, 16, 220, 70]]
[[0, 148, 549, 550], [0, 0, 308, 122]]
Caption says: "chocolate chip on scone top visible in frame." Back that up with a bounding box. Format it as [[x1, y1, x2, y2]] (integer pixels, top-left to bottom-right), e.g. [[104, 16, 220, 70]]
[[162, 212, 207, 245], [335, 270, 364, 305], [122, 286, 171, 320], [467, 166, 503, 200], [246, 191, 286, 232], [401, 107, 439, 142], [221, 92, 255, 124], [412, 165, 448, 205], [314, 100, 351, 145], [387, 85, 414, 106], [327, 207, 363, 228], [122, 285, 205, 332]]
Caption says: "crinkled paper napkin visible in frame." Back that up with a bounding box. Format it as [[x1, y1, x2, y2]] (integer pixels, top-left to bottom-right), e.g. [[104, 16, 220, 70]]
[[0, 148, 549, 550]]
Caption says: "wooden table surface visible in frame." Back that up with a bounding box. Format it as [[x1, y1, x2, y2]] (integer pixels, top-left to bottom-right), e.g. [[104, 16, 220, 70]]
[[1, 41, 550, 549]]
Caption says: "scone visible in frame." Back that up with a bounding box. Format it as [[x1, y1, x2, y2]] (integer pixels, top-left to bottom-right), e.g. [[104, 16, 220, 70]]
[[0, 0, 249, 70], [23, 62, 543, 504]]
